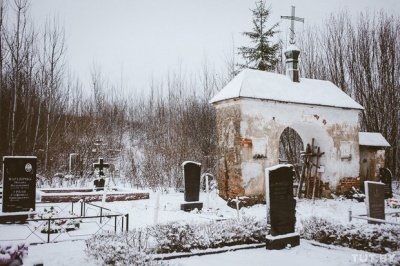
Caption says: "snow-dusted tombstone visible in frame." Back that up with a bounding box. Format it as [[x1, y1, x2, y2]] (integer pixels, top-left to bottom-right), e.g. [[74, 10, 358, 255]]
[[2, 156, 37, 212], [379, 168, 393, 199], [180, 161, 203, 212], [364, 181, 385, 224], [265, 164, 299, 249]]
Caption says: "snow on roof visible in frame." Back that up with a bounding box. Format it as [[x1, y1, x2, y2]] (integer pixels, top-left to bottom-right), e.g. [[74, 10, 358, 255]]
[[359, 132, 390, 147], [210, 69, 364, 110], [182, 161, 201, 167]]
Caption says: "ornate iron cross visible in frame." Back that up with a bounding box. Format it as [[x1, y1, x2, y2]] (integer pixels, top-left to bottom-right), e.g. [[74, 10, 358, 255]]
[[281, 6, 304, 45]]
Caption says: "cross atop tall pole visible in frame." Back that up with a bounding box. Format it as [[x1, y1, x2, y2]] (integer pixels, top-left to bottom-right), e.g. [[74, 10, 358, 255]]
[[281, 6, 304, 45]]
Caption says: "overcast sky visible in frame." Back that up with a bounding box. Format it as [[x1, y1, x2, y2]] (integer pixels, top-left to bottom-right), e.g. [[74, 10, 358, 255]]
[[29, 0, 400, 95]]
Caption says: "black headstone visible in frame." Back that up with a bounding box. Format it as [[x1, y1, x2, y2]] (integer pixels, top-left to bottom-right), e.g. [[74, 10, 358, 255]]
[[265, 164, 299, 249], [2, 156, 37, 212], [183, 161, 201, 202], [267, 165, 296, 235], [181, 161, 203, 212], [379, 168, 393, 199], [93, 178, 105, 191], [365, 181, 385, 224]]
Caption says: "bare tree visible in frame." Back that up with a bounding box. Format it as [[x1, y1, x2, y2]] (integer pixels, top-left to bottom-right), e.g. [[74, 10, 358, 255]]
[[299, 11, 400, 177]]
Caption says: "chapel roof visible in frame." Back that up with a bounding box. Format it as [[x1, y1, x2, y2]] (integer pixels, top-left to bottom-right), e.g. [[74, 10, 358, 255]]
[[210, 69, 364, 110]]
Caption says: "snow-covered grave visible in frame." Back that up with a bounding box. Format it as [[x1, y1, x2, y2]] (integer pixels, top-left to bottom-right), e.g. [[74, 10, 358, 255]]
[[36, 186, 149, 203]]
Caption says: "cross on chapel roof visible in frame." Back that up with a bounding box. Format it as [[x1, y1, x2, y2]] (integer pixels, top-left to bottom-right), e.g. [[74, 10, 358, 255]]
[[93, 158, 109, 176], [281, 6, 304, 45]]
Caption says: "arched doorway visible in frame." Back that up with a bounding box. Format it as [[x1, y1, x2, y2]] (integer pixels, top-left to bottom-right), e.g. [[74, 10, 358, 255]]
[[279, 127, 304, 184], [279, 126, 304, 167]]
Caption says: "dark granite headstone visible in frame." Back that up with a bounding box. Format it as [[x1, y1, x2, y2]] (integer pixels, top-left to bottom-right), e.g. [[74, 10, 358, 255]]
[[183, 161, 201, 201], [365, 181, 385, 224], [379, 168, 393, 199], [2, 156, 37, 212], [181, 161, 203, 211], [265, 164, 299, 249]]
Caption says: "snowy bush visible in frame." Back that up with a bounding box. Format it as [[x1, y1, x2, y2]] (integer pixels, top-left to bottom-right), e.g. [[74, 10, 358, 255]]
[[300, 216, 400, 254], [35, 207, 82, 234], [150, 222, 197, 253], [85, 229, 162, 266], [0, 243, 28, 266], [86, 216, 268, 264], [150, 216, 268, 253], [205, 216, 268, 248]]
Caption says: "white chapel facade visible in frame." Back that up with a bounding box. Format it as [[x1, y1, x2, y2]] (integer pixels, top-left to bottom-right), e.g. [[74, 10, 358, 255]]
[[210, 45, 388, 200]]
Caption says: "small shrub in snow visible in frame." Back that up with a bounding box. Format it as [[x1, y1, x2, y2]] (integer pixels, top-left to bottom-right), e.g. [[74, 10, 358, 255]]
[[85, 229, 161, 265], [206, 216, 268, 248], [150, 222, 196, 253], [301, 216, 400, 254], [0, 243, 28, 266], [35, 206, 81, 234]]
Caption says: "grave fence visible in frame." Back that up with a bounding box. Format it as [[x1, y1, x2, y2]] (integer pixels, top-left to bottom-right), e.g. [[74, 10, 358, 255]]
[[0, 200, 129, 244], [348, 210, 400, 225]]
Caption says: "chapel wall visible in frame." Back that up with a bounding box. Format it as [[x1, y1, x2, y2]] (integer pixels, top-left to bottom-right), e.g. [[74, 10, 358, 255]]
[[214, 100, 244, 200], [239, 99, 361, 194]]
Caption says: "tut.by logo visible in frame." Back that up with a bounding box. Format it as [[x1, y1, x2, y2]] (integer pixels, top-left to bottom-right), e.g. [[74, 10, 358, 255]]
[[352, 253, 397, 264]]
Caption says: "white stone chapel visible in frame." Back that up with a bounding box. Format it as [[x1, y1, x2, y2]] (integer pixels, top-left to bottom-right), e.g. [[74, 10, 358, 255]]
[[210, 45, 389, 200]]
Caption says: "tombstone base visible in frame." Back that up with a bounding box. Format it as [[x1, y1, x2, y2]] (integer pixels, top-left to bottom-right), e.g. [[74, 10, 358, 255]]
[[266, 233, 300, 250], [0, 211, 36, 224], [180, 202, 203, 212]]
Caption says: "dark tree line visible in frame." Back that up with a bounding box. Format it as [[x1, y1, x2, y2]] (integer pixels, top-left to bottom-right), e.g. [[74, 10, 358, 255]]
[[125, 68, 219, 189], [0, 0, 128, 181]]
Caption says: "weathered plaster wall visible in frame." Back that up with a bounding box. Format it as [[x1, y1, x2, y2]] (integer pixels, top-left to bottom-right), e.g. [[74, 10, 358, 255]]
[[215, 100, 243, 199], [239, 98, 361, 194]]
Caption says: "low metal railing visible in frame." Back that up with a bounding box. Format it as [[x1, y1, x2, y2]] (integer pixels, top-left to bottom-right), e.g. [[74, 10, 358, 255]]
[[348, 210, 400, 225], [0, 200, 129, 244]]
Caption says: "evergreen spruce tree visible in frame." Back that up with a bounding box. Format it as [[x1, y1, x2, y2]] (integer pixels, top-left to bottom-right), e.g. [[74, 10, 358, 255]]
[[238, 0, 279, 71]]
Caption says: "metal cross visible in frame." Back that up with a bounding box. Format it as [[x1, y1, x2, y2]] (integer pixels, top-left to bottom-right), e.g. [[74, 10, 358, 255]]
[[281, 6, 304, 45], [93, 158, 109, 176]]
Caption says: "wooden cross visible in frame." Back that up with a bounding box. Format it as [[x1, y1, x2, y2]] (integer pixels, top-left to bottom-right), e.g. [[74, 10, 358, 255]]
[[281, 6, 304, 45], [93, 158, 109, 176]]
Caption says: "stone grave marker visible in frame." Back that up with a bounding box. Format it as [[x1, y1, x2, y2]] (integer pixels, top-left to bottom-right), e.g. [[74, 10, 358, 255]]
[[180, 161, 203, 212], [365, 181, 385, 224], [265, 164, 299, 249], [379, 168, 393, 199], [2, 156, 37, 212]]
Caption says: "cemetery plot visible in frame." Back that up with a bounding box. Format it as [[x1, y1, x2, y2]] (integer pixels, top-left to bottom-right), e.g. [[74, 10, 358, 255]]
[[0, 201, 127, 244]]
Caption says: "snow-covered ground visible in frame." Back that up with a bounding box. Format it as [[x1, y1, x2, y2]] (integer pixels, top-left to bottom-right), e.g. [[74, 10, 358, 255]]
[[1, 188, 400, 265]]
